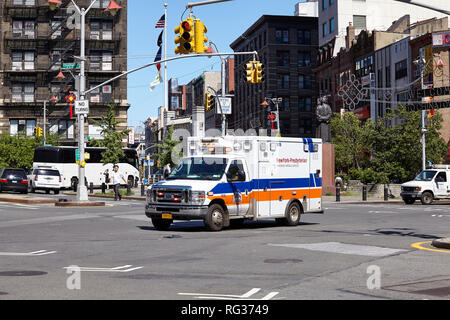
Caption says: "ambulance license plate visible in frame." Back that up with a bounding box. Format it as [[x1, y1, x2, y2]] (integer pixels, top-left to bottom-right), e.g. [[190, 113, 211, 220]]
[[162, 213, 172, 219]]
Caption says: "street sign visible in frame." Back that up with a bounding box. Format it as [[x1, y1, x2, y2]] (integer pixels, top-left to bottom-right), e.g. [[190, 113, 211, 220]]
[[75, 100, 89, 115], [75, 149, 80, 162], [62, 63, 80, 69], [216, 97, 232, 115]]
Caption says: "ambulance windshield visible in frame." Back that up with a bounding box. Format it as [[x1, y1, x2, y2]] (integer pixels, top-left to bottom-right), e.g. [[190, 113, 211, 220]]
[[167, 157, 228, 181]]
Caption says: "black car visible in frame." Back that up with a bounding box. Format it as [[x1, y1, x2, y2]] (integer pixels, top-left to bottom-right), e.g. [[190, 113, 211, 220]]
[[0, 168, 29, 194]]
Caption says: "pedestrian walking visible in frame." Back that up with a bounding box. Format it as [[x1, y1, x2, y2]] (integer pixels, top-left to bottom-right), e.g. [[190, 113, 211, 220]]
[[111, 165, 126, 201], [103, 169, 110, 189]]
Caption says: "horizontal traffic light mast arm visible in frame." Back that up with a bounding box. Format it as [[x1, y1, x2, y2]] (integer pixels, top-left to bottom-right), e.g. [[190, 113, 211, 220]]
[[392, 0, 450, 15], [186, 0, 233, 10], [84, 51, 258, 95]]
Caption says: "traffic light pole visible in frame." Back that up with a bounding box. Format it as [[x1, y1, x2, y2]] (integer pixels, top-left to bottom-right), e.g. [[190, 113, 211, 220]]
[[84, 51, 259, 96]]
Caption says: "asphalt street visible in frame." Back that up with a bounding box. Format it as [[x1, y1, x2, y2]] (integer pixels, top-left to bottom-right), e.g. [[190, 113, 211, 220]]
[[1, 195, 450, 300]]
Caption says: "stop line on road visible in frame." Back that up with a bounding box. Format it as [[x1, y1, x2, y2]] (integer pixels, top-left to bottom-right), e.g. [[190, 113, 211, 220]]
[[178, 288, 279, 300]]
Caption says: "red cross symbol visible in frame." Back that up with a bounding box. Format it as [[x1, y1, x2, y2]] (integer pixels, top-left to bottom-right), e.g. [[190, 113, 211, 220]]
[[65, 94, 76, 119], [267, 113, 277, 130]]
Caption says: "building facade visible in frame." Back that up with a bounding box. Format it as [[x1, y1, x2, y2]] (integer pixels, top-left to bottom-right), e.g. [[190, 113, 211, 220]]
[[0, 0, 129, 144], [318, 0, 449, 57], [230, 14, 319, 137]]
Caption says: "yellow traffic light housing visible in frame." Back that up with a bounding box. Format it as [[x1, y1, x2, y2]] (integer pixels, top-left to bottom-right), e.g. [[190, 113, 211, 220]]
[[245, 61, 255, 83], [205, 93, 215, 111], [254, 61, 264, 83], [194, 20, 208, 53], [174, 18, 195, 55], [34, 127, 43, 137]]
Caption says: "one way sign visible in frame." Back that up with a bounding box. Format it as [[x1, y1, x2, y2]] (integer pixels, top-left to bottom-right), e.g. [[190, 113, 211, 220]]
[[74, 100, 89, 115]]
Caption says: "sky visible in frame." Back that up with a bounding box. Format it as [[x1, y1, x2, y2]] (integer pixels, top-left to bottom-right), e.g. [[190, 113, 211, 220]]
[[126, 0, 304, 132]]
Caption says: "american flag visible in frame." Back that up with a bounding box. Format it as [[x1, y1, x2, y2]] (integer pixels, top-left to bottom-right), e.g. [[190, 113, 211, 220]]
[[155, 14, 165, 28]]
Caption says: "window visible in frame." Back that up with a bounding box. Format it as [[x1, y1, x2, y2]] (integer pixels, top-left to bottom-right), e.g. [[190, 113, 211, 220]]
[[13, 0, 35, 6], [276, 51, 290, 67], [299, 75, 312, 90], [353, 15, 367, 29], [436, 172, 447, 183], [277, 74, 290, 90], [329, 17, 335, 33], [322, 0, 327, 10], [282, 98, 290, 112], [299, 97, 312, 112], [329, 0, 335, 4], [90, 21, 113, 40], [275, 30, 289, 44], [89, 84, 112, 103], [58, 120, 75, 139], [50, 20, 62, 38], [298, 52, 311, 67], [12, 20, 35, 38], [11, 84, 34, 102], [299, 118, 313, 134], [10, 119, 36, 136], [92, 0, 111, 9], [395, 60, 407, 80], [12, 51, 35, 71], [385, 66, 391, 88], [322, 23, 328, 37], [298, 30, 311, 45]]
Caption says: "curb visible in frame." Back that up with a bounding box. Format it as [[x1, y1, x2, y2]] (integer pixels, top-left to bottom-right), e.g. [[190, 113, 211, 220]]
[[0, 197, 58, 205], [431, 238, 450, 250], [55, 201, 105, 207]]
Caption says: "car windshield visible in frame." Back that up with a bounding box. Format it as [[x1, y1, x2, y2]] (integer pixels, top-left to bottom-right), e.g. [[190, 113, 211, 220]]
[[167, 157, 228, 181], [414, 170, 437, 182]]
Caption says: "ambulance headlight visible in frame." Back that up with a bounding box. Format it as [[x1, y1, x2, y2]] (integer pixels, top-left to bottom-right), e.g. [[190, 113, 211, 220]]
[[190, 191, 206, 205]]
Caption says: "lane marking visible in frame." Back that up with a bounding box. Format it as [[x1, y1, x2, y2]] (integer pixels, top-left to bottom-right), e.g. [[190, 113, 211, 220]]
[[411, 241, 450, 254], [0, 250, 57, 256], [63, 265, 143, 273], [178, 288, 279, 300], [268, 242, 408, 257]]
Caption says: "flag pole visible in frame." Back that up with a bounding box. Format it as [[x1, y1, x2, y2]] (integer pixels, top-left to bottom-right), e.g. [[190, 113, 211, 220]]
[[164, 3, 168, 113]]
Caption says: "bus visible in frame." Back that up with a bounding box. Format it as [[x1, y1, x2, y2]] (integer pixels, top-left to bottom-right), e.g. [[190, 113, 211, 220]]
[[33, 146, 140, 189]]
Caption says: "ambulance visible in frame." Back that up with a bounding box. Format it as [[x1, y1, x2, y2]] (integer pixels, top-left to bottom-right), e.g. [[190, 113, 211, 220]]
[[145, 136, 324, 231]]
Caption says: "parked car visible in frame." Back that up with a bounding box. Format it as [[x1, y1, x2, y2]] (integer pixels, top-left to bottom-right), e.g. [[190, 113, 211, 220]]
[[28, 168, 62, 194], [0, 168, 28, 194]]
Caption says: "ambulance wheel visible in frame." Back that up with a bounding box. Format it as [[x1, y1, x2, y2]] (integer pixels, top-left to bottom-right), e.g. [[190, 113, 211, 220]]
[[151, 218, 172, 231], [204, 204, 225, 231], [278, 202, 301, 226]]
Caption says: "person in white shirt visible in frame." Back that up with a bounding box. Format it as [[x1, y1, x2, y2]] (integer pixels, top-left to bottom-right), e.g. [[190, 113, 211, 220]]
[[111, 165, 126, 201]]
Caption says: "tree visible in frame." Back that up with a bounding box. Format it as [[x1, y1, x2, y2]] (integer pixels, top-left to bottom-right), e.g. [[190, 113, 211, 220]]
[[330, 112, 371, 172], [153, 125, 182, 169], [0, 132, 61, 170], [89, 104, 130, 165], [367, 105, 447, 182]]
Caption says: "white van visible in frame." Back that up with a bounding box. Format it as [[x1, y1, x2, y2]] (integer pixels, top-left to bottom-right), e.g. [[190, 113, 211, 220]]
[[400, 165, 450, 205], [145, 136, 324, 231]]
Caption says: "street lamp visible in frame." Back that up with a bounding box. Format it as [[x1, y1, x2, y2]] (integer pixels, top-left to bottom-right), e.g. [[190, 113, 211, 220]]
[[206, 41, 228, 135], [48, 0, 62, 11], [63, 0, 121, 201]]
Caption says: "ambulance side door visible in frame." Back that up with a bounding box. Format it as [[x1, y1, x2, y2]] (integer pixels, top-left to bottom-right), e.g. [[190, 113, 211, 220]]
[[226, 159, 250, 216]]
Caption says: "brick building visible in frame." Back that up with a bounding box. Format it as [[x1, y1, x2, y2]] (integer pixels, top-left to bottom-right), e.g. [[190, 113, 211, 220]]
[[0, 0, 128, 144]]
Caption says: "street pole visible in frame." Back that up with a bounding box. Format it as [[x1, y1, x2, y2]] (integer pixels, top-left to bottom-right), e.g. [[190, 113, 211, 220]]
[[221, 57, 226, 135], [43, 100, 47, 145], [422, 109, 427, 171]]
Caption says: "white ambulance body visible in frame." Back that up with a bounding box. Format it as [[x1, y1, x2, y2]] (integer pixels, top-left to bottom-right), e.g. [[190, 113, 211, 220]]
[[145, 136, 323, 231]]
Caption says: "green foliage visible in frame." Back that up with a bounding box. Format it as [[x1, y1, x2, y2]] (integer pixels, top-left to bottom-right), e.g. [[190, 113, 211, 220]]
[[0, 132, 61, 170], [89, 104, 130, 165], [153, 125, 182, 168], [332, 105, 447, 184]]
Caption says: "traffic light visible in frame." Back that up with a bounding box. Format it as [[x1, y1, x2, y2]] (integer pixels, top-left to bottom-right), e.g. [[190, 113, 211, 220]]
[[245, 61, 255, 83], [254, 61, 264, 83], [205, 93, 215, 111], [34, 127, 43, 137], [194, 20, 208, 53], [174, 18, 194, 54]]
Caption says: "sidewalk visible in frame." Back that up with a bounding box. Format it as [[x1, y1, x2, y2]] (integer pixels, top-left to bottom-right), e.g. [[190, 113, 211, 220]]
[[322, 195, 404, 204]]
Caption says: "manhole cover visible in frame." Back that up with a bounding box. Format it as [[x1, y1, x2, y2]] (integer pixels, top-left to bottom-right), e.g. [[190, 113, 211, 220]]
[[0, 271, 47, 277], [264, 259, 303, 264], [0, 292, 8, 295], [163, 235, 182, 239]]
